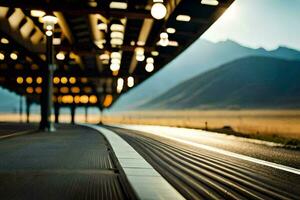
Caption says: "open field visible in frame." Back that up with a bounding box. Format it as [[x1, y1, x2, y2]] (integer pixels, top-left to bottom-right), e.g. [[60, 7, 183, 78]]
[[1, 110, 300, 145], [102, 110, 300, 142]]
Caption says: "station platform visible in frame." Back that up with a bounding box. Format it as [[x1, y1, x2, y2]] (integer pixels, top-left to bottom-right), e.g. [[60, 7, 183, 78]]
[[0, 122, 183, 200]]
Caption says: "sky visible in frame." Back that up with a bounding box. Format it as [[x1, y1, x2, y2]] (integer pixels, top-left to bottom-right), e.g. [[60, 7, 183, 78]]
[[202, 0, 300, 51]]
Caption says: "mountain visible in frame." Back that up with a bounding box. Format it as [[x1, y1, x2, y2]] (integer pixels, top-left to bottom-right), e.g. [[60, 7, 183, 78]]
[[141, 56, 300, 109], [111, 39, 300, 111]]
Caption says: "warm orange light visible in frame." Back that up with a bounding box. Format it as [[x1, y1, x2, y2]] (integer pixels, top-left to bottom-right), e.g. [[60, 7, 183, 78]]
[[80, 95, 89, 104], [71, 87, 80, 93], [89, 95, 98, 104], [103, 94, 113, 107], [81, 77, 88, 83], [26, 87, 34, 93], [62, 95, 73, 104], [69, 77, 76, 84], [83, 87, 92, 93], [61, 77, 68, 84], [16, 77, 23, 84], [112, 70, 118, 76], [26, 77, 33, 84], [35, 87, 42, 94], [36, 77, 42, 84], [53, 77, 60, 84], [60, 87, 69, 93], [57, 96, 62, 103], [74, 95, 80, 104]]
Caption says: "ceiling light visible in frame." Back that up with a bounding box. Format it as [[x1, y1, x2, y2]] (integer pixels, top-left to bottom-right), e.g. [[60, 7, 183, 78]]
[[130, 41, 135, 46], [137, 41, 145, 46], [136, 54, 145, 62], [166, 27, 176, 34], [26, 77, 33, 84], [127, 76, 134, 87], [88, 1, 98, 7], [110, 63, 120, 71], [1, 38, 9, 44], [111, 52, 121, 59], [97, 23, 107, 31], [10, 52, 18, 60], [110, 38, 123, 45], [42, 15, 58, 31], [110, 31, 124, 39], [145, 63, 154, 72], [168, 40, 179, 46], [30, 10, 46, 17], [16, 77, 23, 84], [61, 77, 68, 84], [201, 0, 219, 6], [110, 24, 124, 32], [56, 52, 65, 60], [89, 95, 98, 104], [99, 53, 110, 60], [146, 57, 154, 64], [45, 30, 53, 36], [111, 58, 121, 64], [176, 15, 191, 22], [0, 52, 4, 60], [117, 78, 124, 93], [151, 1, 167, 20], [53, 38, 61, 45], [109, 2, 128, 9], [151, 51, 159, 56], [159, 32, 169, 46]]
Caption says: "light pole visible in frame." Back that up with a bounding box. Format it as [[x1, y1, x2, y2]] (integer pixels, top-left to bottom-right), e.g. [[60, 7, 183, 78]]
[[39, 14, 58, 131]]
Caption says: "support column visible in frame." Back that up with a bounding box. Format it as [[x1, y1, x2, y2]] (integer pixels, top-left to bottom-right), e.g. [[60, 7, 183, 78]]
[[98, 107, 103, 125], [54, 104, 60, 123], [85, 107, 88, 123], [26, 98, 31, 123], [70, 106, 76, 124], [19, 95, 23, 122], [40, 33, 54, 131]]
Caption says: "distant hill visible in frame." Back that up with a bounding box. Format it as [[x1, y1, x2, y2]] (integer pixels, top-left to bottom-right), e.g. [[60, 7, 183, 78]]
[[111, 39, 300, 111], [141, 56, 300, 109]]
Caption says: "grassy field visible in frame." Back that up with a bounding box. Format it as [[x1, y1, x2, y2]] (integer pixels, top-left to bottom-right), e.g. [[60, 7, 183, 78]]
[[102, 110, 300, 145]]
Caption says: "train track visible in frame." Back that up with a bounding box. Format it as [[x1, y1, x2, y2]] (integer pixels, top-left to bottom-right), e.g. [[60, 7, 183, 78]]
[[108, 126, 300, 200]]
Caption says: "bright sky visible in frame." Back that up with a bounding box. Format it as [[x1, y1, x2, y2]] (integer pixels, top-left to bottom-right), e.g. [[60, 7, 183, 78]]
[[202, 0, 300, 51]]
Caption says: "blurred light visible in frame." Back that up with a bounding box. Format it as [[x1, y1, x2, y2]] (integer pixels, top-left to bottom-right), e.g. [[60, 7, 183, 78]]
[[111, 52, 121, 59], [36, 76, 43, 84], [127, 76, 134, 87], [42, 15, 58, 27], [26, 77, 33, 84], [176, 15, 191, 22], [159, 32, 169, 46], [166, 27, 176, 34], [60, 87, 69, 93], [146, 57, 154, 64], [201, 0, 219, 6], [145, 63, 154, 72], [81, 77, 88, 83], [16, 77, 23, 84], [53, 77, 60, 84], [117, 78, 124, 93], [151, 1, 167, 20], [136, 54, 145, 62], [0, 52, 5, 60], [35, 87, 42, 94], [69, 77, 76, 84], [110, 38, 123, 45], [89, 95, 98, 103], [111, 58, 121, 64], [97, 23, 107, 31], [84, 87, 92, 93], [151, 51, 159, 56], [30, 10, 46, 17], [26, 87, 34, 94], [168, 40, 179, 46], [111, 31, 124, 39], [45, 30, 53, 36], [1, 38, 9, 44], [135, 47, 145, 61], [137, 41, 145, 46], [71, 87, 80, 93], [53, 38, 61, 45], [110, 63, 120, 71], [56, 52, 65, 60], [130, 41, 135, 46], [80, 95, 89, 104], [110, 2, 128, 9], [99, 53, 110, 60], [61, 77, 68, 84], [74, 95, 80, 104], [88, 1, 97, 7], [110, 24, 124, 32], [103, 94, 113, 107], [10, 52, 18, 60], [62, 95, 73, 104]]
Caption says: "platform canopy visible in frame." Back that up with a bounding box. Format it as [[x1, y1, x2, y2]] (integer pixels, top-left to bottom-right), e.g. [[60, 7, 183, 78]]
[[0, 0, 234, 109]]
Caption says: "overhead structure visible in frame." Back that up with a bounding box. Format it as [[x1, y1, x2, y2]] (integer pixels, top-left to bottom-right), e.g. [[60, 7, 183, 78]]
[[0, 0, 234, 124]]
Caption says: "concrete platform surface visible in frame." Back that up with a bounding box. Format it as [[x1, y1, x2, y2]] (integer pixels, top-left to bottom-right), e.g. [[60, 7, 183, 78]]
[[0, 123, 133, 200]]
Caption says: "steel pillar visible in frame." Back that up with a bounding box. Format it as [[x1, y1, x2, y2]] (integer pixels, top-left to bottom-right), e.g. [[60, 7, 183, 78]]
[[70, 106, 75, 124], [54, 104, 60, 123], [39, 34, 54, 131]]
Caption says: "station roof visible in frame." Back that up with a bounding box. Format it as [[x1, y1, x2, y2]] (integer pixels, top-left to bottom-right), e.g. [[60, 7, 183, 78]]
[[0, 0, 234, 109]]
